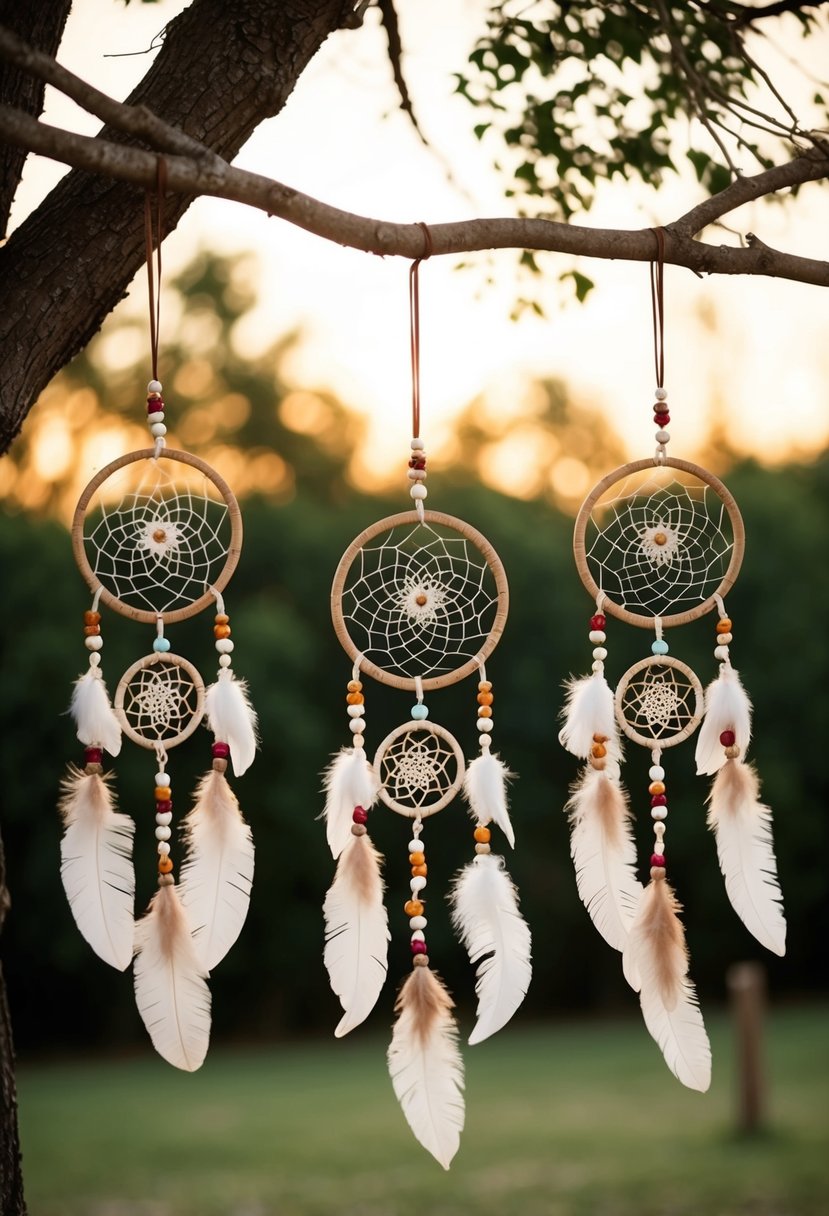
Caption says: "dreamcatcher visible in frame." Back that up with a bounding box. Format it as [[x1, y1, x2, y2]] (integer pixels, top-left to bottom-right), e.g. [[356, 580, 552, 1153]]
[[322, 231, 531, 1168], [560, 230, 784, 1092], [59, 171, 257, 1071]]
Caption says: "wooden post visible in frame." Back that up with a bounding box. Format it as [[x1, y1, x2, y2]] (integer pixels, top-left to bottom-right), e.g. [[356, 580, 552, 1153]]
[[727, 961, 767, 1135]]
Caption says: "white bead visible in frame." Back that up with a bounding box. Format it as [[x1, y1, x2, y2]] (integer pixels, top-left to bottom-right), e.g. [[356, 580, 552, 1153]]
[[654, 822, 666, 838], [88, 653, 101, 667], [475, 842, 491, 855], [410, 930, 426, 943], [215, 638, 234, 654], [155, 772, 170, 785], [717, 632, 733, 645], [714, 645, 730, 661], [407, 468, 427, 480], [479, 733, 492, 748], [410, 876, 427, 893], [651, 806, 667, 821], [407, 839, 422, 853], [85, 635, 103, 651], [410, 438, 425, 450], [348, 719, 364, 734], [155, 811, 172, 826], [155, 825, 172, 841], [352, 734, 364, 749], [148, 380, 163, 394], [649, 765, 665, 780], [157, 841, 171, 856], [655, 387, 668, 401], [588, 630, 606, 644], [147, 411, 165, 424], [655, 429, 670, 443], [592, 647, 608, 661], [150, 422, 167, 437], [347, 704, 365, 718], [218, 654, 232, 668], [477, 718, 493, 732], [653, 842, 665, 855], [410, 484, 427, 500], [591, 659, 604, 673], [409, 915, 427, 929]]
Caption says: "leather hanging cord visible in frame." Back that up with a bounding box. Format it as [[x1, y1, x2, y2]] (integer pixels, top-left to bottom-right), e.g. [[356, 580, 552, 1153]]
[[409, 222, 433, 439], [650, 226, 666, 390], [144, 157, 167, 382]]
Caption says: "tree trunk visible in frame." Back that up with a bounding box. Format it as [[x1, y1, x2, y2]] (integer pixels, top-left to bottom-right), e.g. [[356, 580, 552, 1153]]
[[0, 831, 25, 1215], [0, 0, 355, 454]]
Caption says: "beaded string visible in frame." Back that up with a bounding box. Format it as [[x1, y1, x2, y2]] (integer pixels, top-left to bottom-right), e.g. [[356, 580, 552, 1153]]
[[154, 745, 175, 885], [144, 160, 168, 458], [648, 747, 668, 881], [407, 223, 432, 522], [650, 227, 671, 465], [404, 816, 429, 969], [712, 594, 740, 762]]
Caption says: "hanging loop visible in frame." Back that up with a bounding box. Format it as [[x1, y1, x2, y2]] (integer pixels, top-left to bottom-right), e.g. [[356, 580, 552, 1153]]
[[650, 226, 666, 391], [144, 157, 167, 384], [409, 222, 433, 441]]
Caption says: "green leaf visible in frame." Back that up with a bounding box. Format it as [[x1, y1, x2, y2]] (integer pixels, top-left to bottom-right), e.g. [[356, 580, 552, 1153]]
[[559, 270, 595, 303]]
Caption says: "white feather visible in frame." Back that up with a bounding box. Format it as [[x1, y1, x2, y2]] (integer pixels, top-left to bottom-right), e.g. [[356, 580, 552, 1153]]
[[707, 759, 786, 956], [558, 673, 618, 760], [450, 854, 531, 1044], [695, 666, 753, 775], [133, 883, 211, 1072], [321, 748, 379, 859], [58, 767, 134, 971], [566, 767, 642, 953], [205, 671, 258, 777], [388, 967, 465, 1169], [69, 669, 122, 756], [324, 833, 390, 1037], [178, 768, 255, 971], [463, 752, 515, 848], [637, 980, 712, 1093]]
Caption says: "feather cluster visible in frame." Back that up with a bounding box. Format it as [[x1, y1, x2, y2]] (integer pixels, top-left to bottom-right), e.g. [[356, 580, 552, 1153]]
[[321, 748, 378, 859], [558, 673, 618, 761], [324, 832, 390, 1037], [178, 768, 255, 972], [388, 966, 465, 1170], [623, 878, 711, 1093], [565, 766, 641, 953], [133, 883, 211, 1072], [695, 666, 752, 775], [69, 670, 121, 756], [58, 767, 134, 971], [205, 672, 258, 777], [463, 752, 515, 847], [707, 759, 785, 956], [450, 854, 531, 1044]]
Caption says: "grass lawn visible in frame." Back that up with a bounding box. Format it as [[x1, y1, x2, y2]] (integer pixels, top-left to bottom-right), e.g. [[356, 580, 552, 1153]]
[[17, 1004, 828, 1216]]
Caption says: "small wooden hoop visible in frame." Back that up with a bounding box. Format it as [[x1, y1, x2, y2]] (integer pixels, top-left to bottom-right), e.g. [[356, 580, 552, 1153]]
[[373, 720, 466, 818], [573, 456, 745, 628], [114, 652, 206, 750], [71, 448, 243, 625], [331, 510, 509, 692], [615, 654, 704, 750]]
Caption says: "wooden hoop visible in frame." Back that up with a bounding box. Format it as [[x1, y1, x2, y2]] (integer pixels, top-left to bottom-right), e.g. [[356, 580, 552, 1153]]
[[615, 654, 704, 750], [573, 456, 745, 628], [71, 448, 243, 625], [331, 510, 509, 692], [373, 720, 466, 818], [114, 652, 206, 751]]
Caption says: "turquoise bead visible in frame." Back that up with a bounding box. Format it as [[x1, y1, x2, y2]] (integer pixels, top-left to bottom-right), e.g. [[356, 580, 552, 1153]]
[[411, 704, 429, 720], [651, 639, 669, 655], [153, 637, 171, 653]]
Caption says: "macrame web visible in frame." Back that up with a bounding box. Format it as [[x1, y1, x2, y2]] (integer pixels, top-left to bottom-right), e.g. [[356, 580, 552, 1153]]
[[82, 458, 232, 616], [118, 659, 203, 747], [617, 660, 701, 747], [583, 467, 736, 618], [339, 520, 500, 680], [376, 725, 463, 815]]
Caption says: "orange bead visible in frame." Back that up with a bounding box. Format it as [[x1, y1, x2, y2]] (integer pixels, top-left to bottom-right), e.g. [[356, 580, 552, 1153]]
[[346, 692, 364, 705], [347, 680, 363, 692], [409, 851, 425, 866], [716, 618, 732, 634], [411, 864, 428, 878], [478, 680, 492, 692], [158, 857, 174, 874], [84, 610, 101, 625], [477, 705, 492, 718], [473, 825, 491, 843], [213, 624, 232, 638], [404, 899, 424, 917], [592, 733, 608, 744], [154, 786, 172, 801], [83, 625, 101, 636], [214, 613, 229, 624], [648, 781, 666, 796], [591, 743, 607, 759], [477, 692, 494, 706]]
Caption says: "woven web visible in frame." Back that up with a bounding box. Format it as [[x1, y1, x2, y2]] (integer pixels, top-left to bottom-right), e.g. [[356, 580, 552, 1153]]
[[119, 661, 202, 746], [377, 728, 460, 812], [583, 467, 735, 617], [618, 662, 699, 744], [82, 458, 231, 615], [340, 521, 499, 679]]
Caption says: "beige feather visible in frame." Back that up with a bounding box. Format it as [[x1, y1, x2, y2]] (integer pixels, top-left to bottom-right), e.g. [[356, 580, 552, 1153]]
[[324, 832, 390, 1037]]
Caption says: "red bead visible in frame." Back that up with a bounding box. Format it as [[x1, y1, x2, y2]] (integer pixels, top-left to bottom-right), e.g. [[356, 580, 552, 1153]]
[[651, 794, 667, 806], [719, 730, 736, 747], [84, 747, 103, 765], [147, 399, 163, 412], [352, 806, 368, 824], [155, 800, 172, 814], [654, 413, 670, 425], [590, 614, 606, 630], [650, 854, 666, 867], [411, 940, 428, 954], [212, 742, 230, 758]]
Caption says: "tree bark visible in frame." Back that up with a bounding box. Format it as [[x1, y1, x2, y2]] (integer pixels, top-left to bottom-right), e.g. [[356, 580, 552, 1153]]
[[0, 831, 25, 1216], [0, 0, 355, 454]]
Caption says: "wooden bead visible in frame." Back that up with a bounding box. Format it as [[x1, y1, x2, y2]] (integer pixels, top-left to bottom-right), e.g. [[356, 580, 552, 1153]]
[[83, 625, 101, 636], [412, 954, 430, 968], [411, 864, 428, 878], [591, 743, 606, 758], [592, 733, 608, 744], [477, 705, 493, 718], [346, 692, 364, 705], [83, 611, 101, 625], [214, 613, 229, 624], [409, 851, 425, 866], [478, 680, 492, 692], [347, 680, 363, 692], [716, 618, 732, 633], [154, 786, 172, 801], [158, 857, 174, 874], [212, 758, 228, 773], [473, 825, 491, 843], [648, 781, 666, 796], [590, 757, 606, 771], [404, 899, 424, 917], [724, 744, 741, 759], [477, 692, 494, 705], [213, 624, 232, 638]]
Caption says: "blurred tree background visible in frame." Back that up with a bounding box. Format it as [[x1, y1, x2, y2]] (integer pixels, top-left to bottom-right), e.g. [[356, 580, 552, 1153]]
[[0, 250, 826, 1057]]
